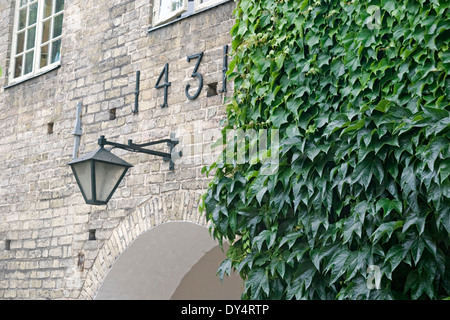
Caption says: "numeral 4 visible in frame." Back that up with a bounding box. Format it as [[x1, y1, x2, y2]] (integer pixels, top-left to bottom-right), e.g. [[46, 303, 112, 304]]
[[155, 63, 171, 108]]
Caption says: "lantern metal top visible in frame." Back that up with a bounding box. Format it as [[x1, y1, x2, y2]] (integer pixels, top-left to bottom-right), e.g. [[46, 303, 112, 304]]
[[67, 146, 133, 168]]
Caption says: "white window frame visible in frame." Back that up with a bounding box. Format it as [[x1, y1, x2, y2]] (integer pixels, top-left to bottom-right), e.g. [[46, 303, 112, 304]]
[[194, 0, 224, 11], [9, 0, 64, 85], [152, 0, 188, 27], [151, 0, 229, 27]]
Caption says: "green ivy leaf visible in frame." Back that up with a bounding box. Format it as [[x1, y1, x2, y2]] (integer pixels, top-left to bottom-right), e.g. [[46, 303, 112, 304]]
[[330, 57, 346, 77], [385, 244, 405, 272], [247, 174, 268, 205], [325, 249, 351, 284], [270, 106, 289, 128], [246, 268, 270, 297], [371, 221, 404, 244], [217, 258, 232, 281], [342, 217, 362, 244], [376, 198, 403, 218]]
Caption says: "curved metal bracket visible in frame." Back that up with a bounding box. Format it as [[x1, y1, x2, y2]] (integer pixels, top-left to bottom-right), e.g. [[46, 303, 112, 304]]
[[98, 135, 182, 170]]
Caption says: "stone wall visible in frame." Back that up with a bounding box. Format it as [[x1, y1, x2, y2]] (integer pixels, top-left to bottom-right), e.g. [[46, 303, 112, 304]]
[[0, 0, 235, 299]]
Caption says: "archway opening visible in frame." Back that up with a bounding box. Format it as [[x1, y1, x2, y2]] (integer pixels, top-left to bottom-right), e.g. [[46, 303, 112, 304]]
[[94, 221, 242, 300]]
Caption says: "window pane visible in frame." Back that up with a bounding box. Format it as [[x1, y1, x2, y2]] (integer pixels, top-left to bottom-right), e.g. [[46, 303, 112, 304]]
[[25, 51, 34, 74], [28, 2, 38, 25], [51, 39, 61, 63], [14, 55, 23, 78], [160, 0, 183, 17], [40, 44, 49, 68], [42, 19, 51, 43], [16, 31, 25, 54], [43, 0, 53, 18], [171, 0, 184, 10], [53, 14, 63, 38], [94, 161, 127, 202], [19, 8, 27, 30], [55, 0, 64, 13], [71, 161, 93, 202], [20, 0, 28, 8], [26, 26, 36, 50]]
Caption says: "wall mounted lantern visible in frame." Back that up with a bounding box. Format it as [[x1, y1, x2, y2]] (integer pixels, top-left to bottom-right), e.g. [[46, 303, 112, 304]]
[[68, 135, 181, 205]]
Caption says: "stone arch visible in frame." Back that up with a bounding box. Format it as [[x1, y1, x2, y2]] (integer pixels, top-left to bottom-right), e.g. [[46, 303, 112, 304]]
[[78, 190, 238, 299], [93, 221, 243, 299]]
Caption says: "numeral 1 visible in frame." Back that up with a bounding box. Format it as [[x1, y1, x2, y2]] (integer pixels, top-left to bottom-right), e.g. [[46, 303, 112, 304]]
[[155, 63, 171, 108], [220, 45, 228, 93]]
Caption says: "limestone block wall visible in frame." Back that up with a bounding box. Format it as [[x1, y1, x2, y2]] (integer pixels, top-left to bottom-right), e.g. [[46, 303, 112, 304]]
[[0, 0, 235, 299]]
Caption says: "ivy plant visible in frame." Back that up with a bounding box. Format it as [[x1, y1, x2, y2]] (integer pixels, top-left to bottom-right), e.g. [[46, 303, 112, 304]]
[[201, 0, 450, 299]]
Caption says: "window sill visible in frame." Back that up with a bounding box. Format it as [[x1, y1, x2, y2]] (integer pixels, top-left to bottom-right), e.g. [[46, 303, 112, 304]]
[[148, 0, 232, 34], [4, 63, 61, 90]]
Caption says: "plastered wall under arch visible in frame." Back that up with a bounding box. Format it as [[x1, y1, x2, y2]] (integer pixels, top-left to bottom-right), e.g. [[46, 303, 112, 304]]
[[94, 221, 243, 300]]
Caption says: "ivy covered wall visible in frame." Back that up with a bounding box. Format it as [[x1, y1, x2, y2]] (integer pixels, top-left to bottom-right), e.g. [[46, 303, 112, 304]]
[[202, 0, 450, 299]]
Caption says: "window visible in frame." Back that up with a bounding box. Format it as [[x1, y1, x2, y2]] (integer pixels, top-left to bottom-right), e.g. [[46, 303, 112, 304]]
[[152, 0, 227, 27], [152, 0, 187, 27], [194, 0, 224, 11], [9, 0, 64, 83]]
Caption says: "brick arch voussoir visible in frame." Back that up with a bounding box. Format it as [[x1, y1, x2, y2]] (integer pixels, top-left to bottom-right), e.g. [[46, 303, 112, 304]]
[[78, 190, 207, 300]]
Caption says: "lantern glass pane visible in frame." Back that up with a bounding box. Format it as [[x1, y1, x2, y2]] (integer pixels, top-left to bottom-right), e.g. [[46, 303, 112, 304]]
[[94, 161, 127, 202], [71, 161, 92, 201]]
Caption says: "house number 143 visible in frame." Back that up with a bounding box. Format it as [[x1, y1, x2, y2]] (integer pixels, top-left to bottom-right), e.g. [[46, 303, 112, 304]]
[[154, 45, 229, 108]]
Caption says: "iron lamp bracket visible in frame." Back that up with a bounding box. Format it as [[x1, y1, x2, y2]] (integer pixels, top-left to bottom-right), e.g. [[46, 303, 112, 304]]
[[97, 135, 182, 170]]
